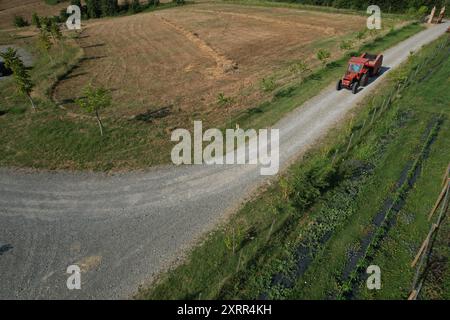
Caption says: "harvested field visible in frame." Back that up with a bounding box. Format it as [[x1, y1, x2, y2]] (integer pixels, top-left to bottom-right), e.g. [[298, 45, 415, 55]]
[[0, 0, 66, 29], [54, 3, 367, 125]]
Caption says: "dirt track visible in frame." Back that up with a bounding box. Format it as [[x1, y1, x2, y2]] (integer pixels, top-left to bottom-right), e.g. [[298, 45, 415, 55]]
[[1, 21, 448, 299]]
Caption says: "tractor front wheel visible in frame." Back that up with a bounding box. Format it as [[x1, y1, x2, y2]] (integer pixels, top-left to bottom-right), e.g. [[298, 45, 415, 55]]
[[336, 80, 342, 91], [351, 82, 359, 94]]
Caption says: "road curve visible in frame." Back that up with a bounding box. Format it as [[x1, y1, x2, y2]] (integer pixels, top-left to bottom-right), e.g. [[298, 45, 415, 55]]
[[1, 22, 448, 299]]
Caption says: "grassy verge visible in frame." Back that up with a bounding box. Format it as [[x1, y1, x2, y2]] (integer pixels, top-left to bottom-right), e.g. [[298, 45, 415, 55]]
[[1, 19, 422, 170], [138, 34, 450, 300]]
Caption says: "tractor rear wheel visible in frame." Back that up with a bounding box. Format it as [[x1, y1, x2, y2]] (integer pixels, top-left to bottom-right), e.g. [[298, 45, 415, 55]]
[[351, 82, 359, 94], [336, 80, 342, 91], [361, 73, 369, 86]]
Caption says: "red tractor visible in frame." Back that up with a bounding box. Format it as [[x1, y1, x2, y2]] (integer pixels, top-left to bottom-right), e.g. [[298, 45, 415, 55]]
[[337, 53, 383, 94]]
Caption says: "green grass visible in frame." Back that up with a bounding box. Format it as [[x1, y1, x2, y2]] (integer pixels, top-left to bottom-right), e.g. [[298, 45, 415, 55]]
[[138, 34, 450, 300], [355, 45, 450, 300]]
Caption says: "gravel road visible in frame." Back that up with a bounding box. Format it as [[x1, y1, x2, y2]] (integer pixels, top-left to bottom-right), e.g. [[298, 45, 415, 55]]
[[0, 22, 448, 299]]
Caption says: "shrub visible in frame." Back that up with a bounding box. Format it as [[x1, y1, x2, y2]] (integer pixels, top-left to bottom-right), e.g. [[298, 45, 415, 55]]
[[291, 159, 337, 211], [13, 15, 29, 28], [274, 86, 295, 99], [340, 40, 353, 51]]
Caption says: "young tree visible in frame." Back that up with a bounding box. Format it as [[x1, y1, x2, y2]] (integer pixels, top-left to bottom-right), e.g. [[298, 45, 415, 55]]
[[356, 30, 367, 41], [39, 16, 52, 32], [0, 48, 35, 110], [76, 85, 112, 136], [129, 0, 141, 13], [317, 49, 331, 67]]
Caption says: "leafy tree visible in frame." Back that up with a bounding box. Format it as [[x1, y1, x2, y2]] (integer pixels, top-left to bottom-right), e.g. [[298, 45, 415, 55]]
[[289, 60, 310, 75], [100, 0, 119, 17], [129, 0, 142, 13], [340, 40, 353, 51], [0, 47, 21, 69], [50, 20, 63, 41], [317, 49, 331, 67], [38, 29, 53, 54], [260, 76, 276, 92], [86, 0, 101, 18], [76, 85, 112, 136], [356, 30, 367, 41], [71, 0, 82, 7], [0, 48, 35, 110], [38, 16, 52, 32]]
